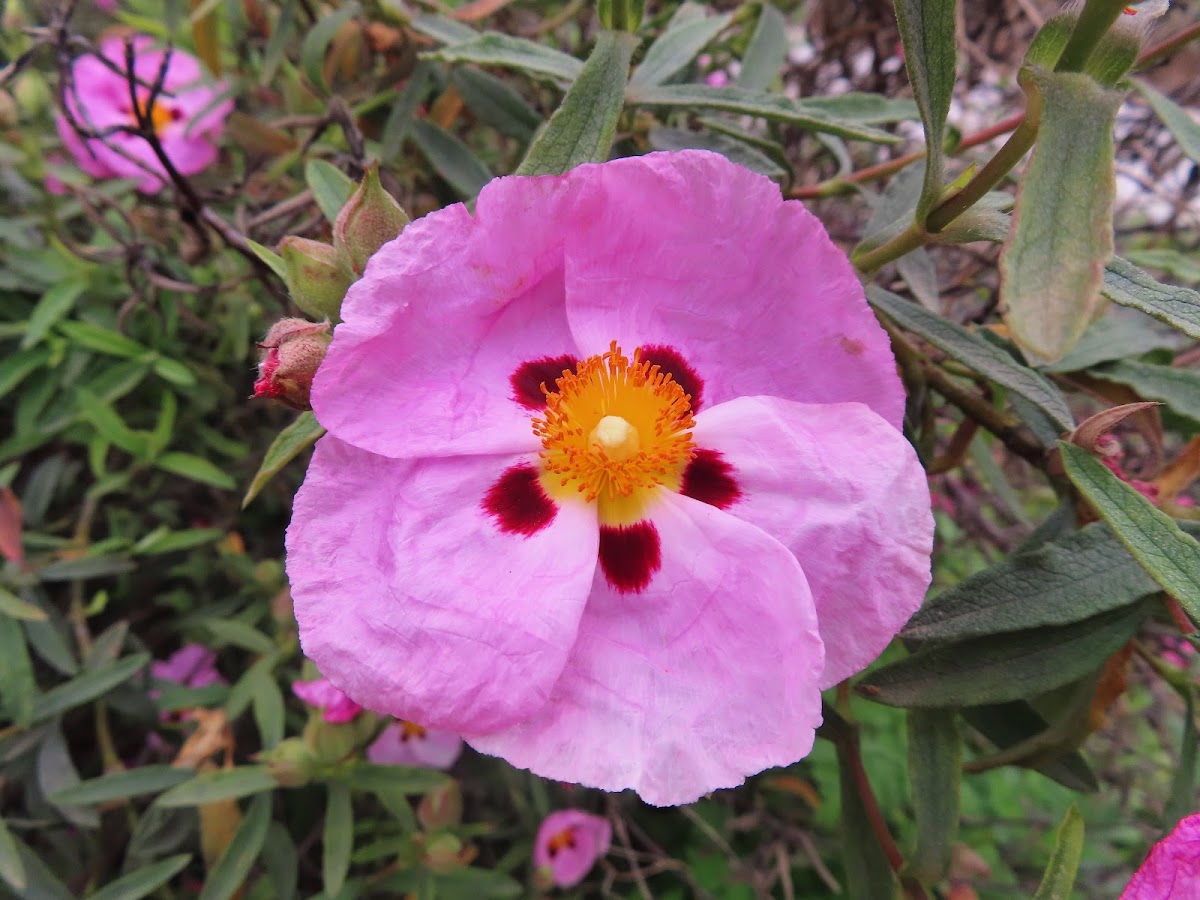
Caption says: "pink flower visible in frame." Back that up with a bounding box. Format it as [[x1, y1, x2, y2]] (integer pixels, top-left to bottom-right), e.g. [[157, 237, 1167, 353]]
[[56, 36, 232, 193], [533, 810, 611, 888], [1120, 813, 1200, 898], [367, 721, 463, 770], [151, 644, 224, 691], [286, 150, 933, 806], [292, 677, 363, 724]]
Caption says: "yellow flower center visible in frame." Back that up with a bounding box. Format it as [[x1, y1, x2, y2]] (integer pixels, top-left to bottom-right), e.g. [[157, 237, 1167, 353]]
[[399, 720, 427, 741], [134, 97, 175, 135], [533, 341, 695, 523]]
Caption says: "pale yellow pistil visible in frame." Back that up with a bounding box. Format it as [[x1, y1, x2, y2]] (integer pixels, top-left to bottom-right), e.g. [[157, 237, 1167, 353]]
[[532, 342, 696, 525]]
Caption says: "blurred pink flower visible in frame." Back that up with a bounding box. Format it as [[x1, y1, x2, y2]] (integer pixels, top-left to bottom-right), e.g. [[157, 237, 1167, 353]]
[[1120, 813, 1200, 898], [151, 644, 224, 692], [292, 677, 363, 724], [367, 721, 463, 770], [287, 150, 933, 806], [95, 0, 116, 10], [533, 810, 611, 888], [56, 36, 232, 193]]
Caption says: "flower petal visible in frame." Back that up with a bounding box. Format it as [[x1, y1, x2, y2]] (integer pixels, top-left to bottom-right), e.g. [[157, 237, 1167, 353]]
[[563, 150, 904, 428], [311, 174, 585, 459], [534, 810, 612, 888], [1120, 813, 1200, 899], [468, 490, 824, 806], [691, 395, 933, 687], [367, 723, 464, 770], [288, 437, 598, 733]]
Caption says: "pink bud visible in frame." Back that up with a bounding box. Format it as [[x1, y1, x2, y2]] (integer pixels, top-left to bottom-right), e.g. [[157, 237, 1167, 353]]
[[292, 676, 363, 723], [333, 163, 410, 275], [253, 318, 331, 411]]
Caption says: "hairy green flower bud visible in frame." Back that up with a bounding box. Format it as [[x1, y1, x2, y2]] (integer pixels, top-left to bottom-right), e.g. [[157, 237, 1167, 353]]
[[253, 318, 332, 410], [262, 737, 319, 788], [279, 236, 353, 321], [333, 163, 410, 275]]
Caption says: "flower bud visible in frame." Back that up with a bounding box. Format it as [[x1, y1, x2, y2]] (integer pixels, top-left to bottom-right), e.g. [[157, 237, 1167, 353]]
[[333, 163, 410, 275], [417, 780, 463, 831], [262, 737, 319, 788], [279, 236, 353, 321], [253, 318, 331, 410], [0, 90, 16, 128]]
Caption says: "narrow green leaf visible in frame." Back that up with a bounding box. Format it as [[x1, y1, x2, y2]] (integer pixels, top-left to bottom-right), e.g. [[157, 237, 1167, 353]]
[[0, 586, 47, 621], [33, 652, 149, 721], [1135, 79, 1200, 164], [57, 320, 148, 358], [154, 451, 237, 490], [831, 714, 898, 899], [203, 618, 276, 654], [1126, 248, 1200, 285], [1045, 314, 1184, 373], [23, 614, 78, 676], [38, 721, 100, 828], [251, 669, 285, 749], [624, 84, 903, 143], [410, 120, 493, 199], [242, 411, 325, 508], [628, 11, 732, 88], [49, 766, 195, 805], [1000, 68, 1122, 365], [801, 94, 919, 125], [246, 239, 288, 281], [409, 13, 475, 45], [6, 833, 73, 900], [1092, 359, 1200, 424], [199, 793, 272, 900], [382, 62, 432, 160], [260, 0, 295, 83], [132, 527, 224, 556], [305, 160, 356, 225], [906, 709, 960, 885], [647, 125, 786, 180], [1031, 805, 1084, 900], [1102, 256, 1200, 338], [0, 816, 25, 891], [21, 280, 87, 350], [428, 33, 583, 83], [0, 347, 51, 401], [1164, 689, 1198, 830], [859, 600, 1152, 708], [150, 355, 195, 388], [517, 31, 636, 176], [431, 868, 524, 899], [263, 822, 299, 900], [1060, 441, 1200, 623], [867, 287, 1075, 434], [346, 762, 449, 795], [300, 1, 361, 95], [0, 615, 34, 725], [87, 854, 191, 900], [736, 3, 788, 92], [39, 554, 135, 581], [893, 0, 957, 218], [75, 387, 150, 459], [156, 766, 277, 807], [961, 701, 1099, 792], [452, 68, 541, 142], [904, 522, 1163, 642], [323, 781, 353, 898]]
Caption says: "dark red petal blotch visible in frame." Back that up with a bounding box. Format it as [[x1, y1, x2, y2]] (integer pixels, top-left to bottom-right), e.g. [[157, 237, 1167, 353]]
[[598, 522, 662, 594], [680, 449, 741, 509], [483, 465, 557, 536], [638, 344, 704, 412], [510, 355, 578, 409]]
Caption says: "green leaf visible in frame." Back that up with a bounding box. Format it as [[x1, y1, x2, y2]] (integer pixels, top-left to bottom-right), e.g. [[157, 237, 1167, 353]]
[[346, 762, 449, 796], [202, 618, 276, 655], [1164, 689, 1198, 830], [409, 13, 476, 45], [0, 816, 25, 891], [247, 239, 289, 281], [57, 320, 148, 358], [1101, 255, 1200, 338], [736, 3, 788, 92], [624, 84, 904, 143], [263, 822, 299, 900], [1091, 359, 1200, 424], [1000, 68, 1122, 365], [38, 721, 99, 828], [1060, 441, 1200, 623], [906, 709, 960, 885], [428, 33, 583, 83], [801, 93, 920, 125], [451, 68, 541, 142], [323, 781, 353, 897], [88, 854, 191, 900], [1032, 805, 1084, 900], [382, 62, 433, 159], [156, 766, 277, 807], [904, 522, 1163, 642], [431, 868, 524, 899], [628, 11, 732, 88], [1135, 79, 1200, 165], [961, 701, 1099, 792], [0, 347, 51, 401], [252, 670, 285, 749], [33, 652, 149, 721], [410, 120, 493, 199], [0, 615, 34, 726], [132, 527, 224, 556], [149, 355, 194, 389], [5, 833, 73, 900], [866, 286, 1074, 434], [38, 554, 135, 581], [893, 0, 956, 219], [199, 793, 272, 900], [647, 125, 786, 180], [21, 280, 87, 350], [242, 411, 325, 508], [1126, 248, 1200, 285], [305, 160, 356, 225], [858, 600, 1152, 708], [300, 1, 361, 95], [0, 586, 47, 621], [154, 451, 237, 490], [830, 711, 898, 899], [48, 766, 195, 806], [517, 31, 636, 176], [1045, 313, 1184, 373]]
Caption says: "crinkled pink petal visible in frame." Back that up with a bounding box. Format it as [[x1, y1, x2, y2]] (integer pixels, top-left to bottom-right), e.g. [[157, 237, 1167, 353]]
[[468, 491, 824, 807], [534, 809, 612, 888], [293, 677, 363, 723], [367, 722, 463, 770], [562, 151, 904, 429], [288, 436, 599, 733], [312, 175, 586, 460], [1120, 813, 1200, 898], [55, 115, 116, 180], [691, 396, 933, 687]]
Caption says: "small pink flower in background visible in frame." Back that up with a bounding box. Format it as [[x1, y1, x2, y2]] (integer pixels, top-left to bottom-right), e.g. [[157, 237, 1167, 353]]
[[287, 150, 933, 806], [151, 643, 224, 692], [367, 721, 463, 769], [533, 810, 611, 888], [95, 0, 117, 10], [1120, 813, 1200, 898], [292, 677, 363, 724], [56, 36, 232, 193]]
